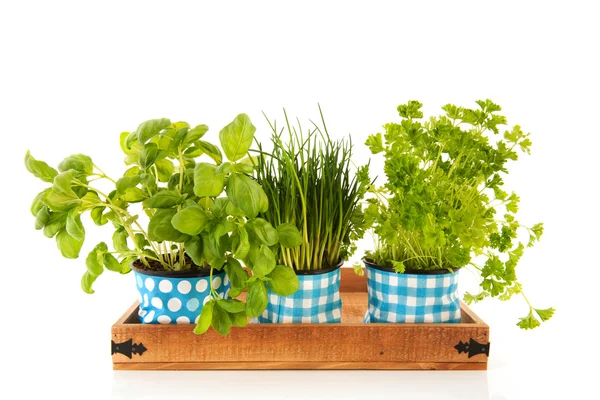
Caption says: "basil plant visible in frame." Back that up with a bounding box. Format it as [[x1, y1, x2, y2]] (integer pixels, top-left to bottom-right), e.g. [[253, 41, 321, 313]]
[[26, 114, 302, 336]]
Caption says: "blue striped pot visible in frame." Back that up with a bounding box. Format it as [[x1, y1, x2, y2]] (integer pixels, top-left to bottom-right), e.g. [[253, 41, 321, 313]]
[[256, 262, 343, 324], [133, 264, 230, 324], [363, 259, 461, 323]]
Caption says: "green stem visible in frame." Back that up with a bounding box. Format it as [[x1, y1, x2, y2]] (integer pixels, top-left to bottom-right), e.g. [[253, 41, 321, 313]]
[[73, 181, 162, 263]]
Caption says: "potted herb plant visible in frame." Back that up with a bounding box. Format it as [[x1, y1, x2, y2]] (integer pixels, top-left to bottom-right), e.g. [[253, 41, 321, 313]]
[[362, 100, 554, 329], [26, 114, 302, 335], [252, 108, 371, 323]]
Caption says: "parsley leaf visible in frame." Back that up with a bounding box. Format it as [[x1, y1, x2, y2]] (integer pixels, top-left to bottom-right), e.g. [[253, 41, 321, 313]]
[[365, 100, 553, 329]]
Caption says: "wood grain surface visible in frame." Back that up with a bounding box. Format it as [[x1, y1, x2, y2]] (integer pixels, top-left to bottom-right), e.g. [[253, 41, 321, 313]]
[[112, 268, 489, 370]]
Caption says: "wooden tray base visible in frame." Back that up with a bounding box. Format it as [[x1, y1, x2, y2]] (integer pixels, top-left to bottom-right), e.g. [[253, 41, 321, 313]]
[[112, 269, 490, 370]]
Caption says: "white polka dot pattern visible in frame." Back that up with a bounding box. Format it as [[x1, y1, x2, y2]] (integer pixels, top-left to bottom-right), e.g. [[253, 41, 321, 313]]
[[177, 280, 192, 294], [187, 298, 200, 312], [159, 280, 172, 293], [144, 278, 155, 291], [196, 280, 208, 293], [168, 298, 182, 312], [143, 310, 155, 323], [134, 270, 230, 325], [151, 297, 163, 309]]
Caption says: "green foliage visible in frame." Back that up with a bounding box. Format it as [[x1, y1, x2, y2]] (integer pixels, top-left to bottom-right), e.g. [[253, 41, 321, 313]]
[[26, 114, 302, 336], [25, 151, 58, 182], [245, 280, 268, 317], [194, 163, 225, 197], [219, 113, 256, 162], [171, 207, 208, 236], [267, 265, 300, 296], [277, 223, 303, 248], [255, 107, 371, 271], [194, 300, 214, 334], [246, 218, 279, 246], [226, 173, 268, 218], [365, 100, 552, 329], [517, 309, 541, 330]]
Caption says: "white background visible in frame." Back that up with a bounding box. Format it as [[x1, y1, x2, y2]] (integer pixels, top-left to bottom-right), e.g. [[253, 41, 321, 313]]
[[1, 1, 598, 399]]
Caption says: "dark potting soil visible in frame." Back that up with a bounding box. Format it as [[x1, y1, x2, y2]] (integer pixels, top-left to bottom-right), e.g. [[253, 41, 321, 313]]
[[362, 258, 459, 275], [131, 256, 216, 277]]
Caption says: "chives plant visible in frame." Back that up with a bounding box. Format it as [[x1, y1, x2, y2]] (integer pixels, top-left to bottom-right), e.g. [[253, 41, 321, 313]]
[[254, 108, 371, 271]]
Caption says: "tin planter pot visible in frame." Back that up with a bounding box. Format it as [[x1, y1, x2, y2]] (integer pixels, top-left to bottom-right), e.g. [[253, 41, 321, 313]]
[[257, 260, 344, 324], [363, 259, 460, 323], [132, 261, 230, 325]]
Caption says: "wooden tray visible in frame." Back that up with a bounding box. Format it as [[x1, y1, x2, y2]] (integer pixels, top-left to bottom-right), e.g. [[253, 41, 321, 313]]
[[111, 269, 490, 370]]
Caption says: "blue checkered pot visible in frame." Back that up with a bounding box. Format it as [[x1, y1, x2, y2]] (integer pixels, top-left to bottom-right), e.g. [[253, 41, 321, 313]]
[[132, 263, 230, 325], [256, 262, 343, 324], [363, 259, 461, 323]]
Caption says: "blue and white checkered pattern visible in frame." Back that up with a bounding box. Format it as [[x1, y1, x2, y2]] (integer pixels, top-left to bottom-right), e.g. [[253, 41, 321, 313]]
[[364, 265, 461, 323], [256, 268, 342, 324]]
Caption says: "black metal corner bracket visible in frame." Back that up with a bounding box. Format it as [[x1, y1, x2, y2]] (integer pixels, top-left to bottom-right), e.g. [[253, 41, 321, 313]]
[[455, 338, 490, 358], [111, 339, 147, 359]]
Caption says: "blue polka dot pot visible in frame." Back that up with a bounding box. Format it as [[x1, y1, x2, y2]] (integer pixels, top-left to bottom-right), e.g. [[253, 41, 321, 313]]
[[133, 265, 230, 325]]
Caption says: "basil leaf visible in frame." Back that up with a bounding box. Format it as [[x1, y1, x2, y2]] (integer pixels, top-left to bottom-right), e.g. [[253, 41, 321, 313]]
[[182, 124, 209, 148], [66, 209, 85, 242], [246, 218, 279, 246], [194, 162, 225, 197], [171, 207, 209, 236], [154, 159, 174, 182], [116, 175, 141, 193], [197, 141, 223, 164], [43, 188, 79, 212], [249, 245, 276, 277], [56, 227, 84, 259], [226, 173, 268, 218], [231, 163, 254, 174], [148, 209, 188, 242], [139, 143, 159, 170], [233, 226, 250, 259], [217, 299, 246, 313], [134, 233, 149, 250], [194, 300, 214, 335], [230, 312, 248, 327], [31, 189, 49, 216], [201, 232, 226, 269], [42, 211, 67, 238], [184, 236, 203, 266], [121, 187, 147, 203], [81, 242, 108, 294], [91, 206, 108, 226], [112, 227, 129, 252], [224, 258, 249, 290], [215, 162, 232, 176], [146, 190, 182, 208], [34, 207, 50, 230], [136, 118, 171, 144], [267, 265, 300, 296], [276, 223, 303, 248], [212, 303, 232, 336], [245, 280, 268, 318], [58, 154, 93, 175], [102, 253, 122, 272], [219, 113, 256, 162], [24, 151, 58, 182]]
